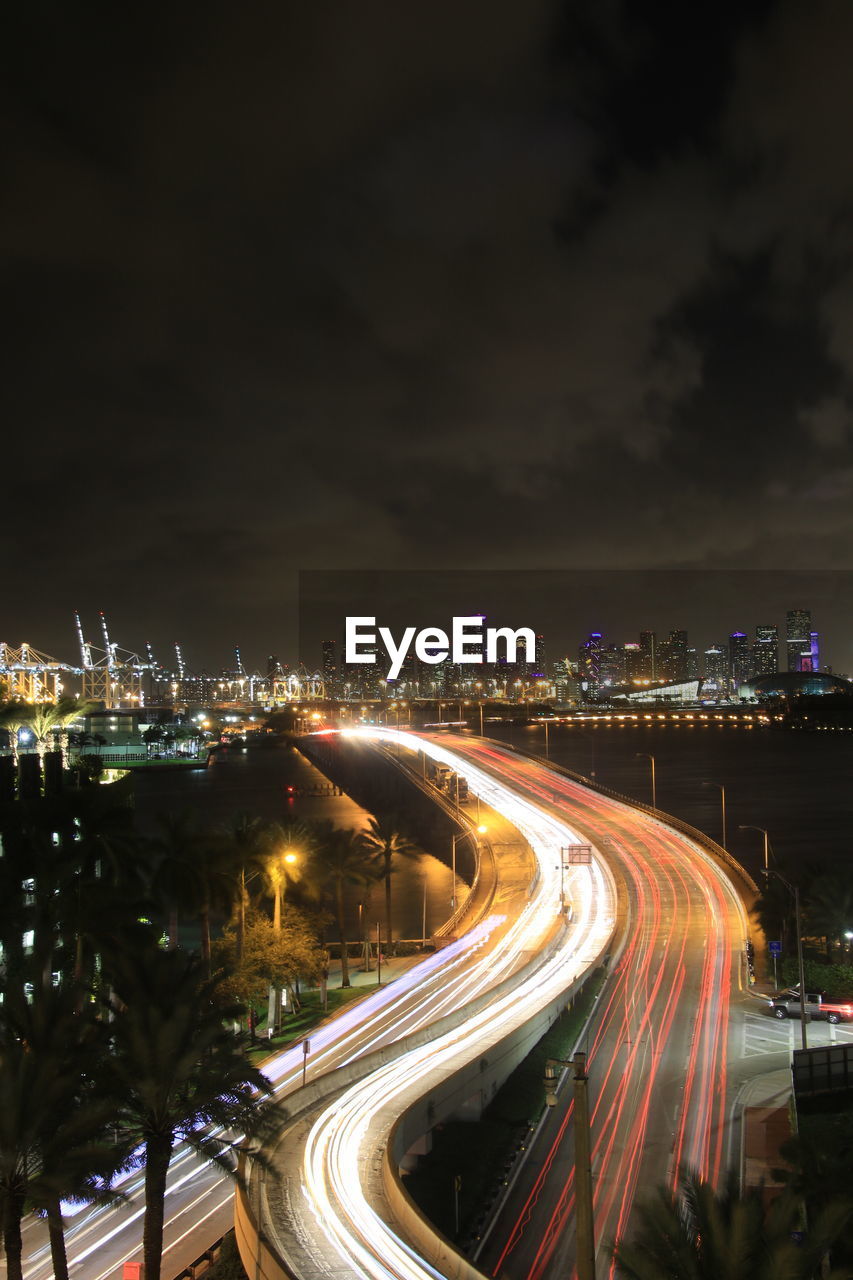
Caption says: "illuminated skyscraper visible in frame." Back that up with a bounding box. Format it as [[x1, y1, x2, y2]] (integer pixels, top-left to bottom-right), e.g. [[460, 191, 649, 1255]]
[[599, 644, 626, 689], [786, 609, 812, 672], [751, 625, 778, 677], [623, 642, 644, 683], [660, 629, 688, 683], [577, 632, 603, 696], [639, 631, 657, 681], [321, 640, 338, 695], [729, 632, 750, 691], [703, 643, 728, 695]]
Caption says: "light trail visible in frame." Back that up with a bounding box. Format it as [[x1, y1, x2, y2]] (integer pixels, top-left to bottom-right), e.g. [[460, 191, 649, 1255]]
[[444, 739, 748, 1280], [266, 727, 616, 1280]]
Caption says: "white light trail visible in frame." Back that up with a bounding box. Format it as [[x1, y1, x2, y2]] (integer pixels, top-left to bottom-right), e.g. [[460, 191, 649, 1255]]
[[289, 728, 616, 1280]]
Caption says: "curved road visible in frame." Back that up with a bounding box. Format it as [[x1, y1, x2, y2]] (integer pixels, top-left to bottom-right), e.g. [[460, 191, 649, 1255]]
[[442, 739, 749, 1280], [23, 731, 748, 1280]]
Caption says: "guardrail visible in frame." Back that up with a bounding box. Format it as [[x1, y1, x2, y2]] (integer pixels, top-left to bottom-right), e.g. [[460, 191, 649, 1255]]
[[375, 743, 504, 938], [497, 740, 760, 900], [171, 1237, 224, 1280]]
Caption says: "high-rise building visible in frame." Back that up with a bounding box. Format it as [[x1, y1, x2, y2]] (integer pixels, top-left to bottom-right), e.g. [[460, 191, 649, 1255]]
[[659, 629, 688, 683], [809, 631, 820, 671], [751, 625, 778, 678], [533, 634, 547, 679], [599, 644, 626, 690], [577, 633, 603, 696], [623, 642, 644, 683], [553, 657, 579, 703], [786, 609, 812, 672], [639, 631, 657, 681], [686, 647, 699, 681], [321, 640, 338, 696], [729, 632, 750, 691], [703, 643, 728, 695]]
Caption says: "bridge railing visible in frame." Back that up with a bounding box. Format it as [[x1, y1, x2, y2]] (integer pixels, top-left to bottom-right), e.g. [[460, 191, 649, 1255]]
[[494, 739, 759, 900]]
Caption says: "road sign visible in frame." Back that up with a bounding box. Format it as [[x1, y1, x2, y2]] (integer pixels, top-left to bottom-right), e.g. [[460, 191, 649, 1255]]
[[769, 941, 782, 957], [564, 845, 593, 865]]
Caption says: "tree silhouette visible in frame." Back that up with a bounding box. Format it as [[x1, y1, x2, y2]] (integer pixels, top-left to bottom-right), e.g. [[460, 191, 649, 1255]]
[[311, 824, 372, 987], [104, 947, 277, 1280], [611, 1167, 852, 1280], [361, 813, 418, 949]]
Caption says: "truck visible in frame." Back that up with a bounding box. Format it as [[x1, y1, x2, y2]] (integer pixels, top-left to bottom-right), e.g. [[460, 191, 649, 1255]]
[[767, 990, 853, 1024]]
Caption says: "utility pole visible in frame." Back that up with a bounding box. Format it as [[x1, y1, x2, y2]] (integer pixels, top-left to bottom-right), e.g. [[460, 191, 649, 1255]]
[[544, 1055, 596, 1280], [573, 1052, 596, 1280], [795, 884, 808, 1051]]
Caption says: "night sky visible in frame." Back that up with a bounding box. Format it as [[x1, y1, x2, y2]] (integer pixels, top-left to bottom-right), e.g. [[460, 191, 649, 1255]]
[[6, 2, 853, 670]]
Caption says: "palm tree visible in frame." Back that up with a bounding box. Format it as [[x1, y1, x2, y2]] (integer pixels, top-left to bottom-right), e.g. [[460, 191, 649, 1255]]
[[0, 984, 129, 1280], [312, 824, 372, 987], [804, 874, 853, 963], [754, 873, 796, 965], [267, 819, 316, 929], [104, 947, 278, 1280], [25, 697, 94, 765], [611, 1167, 853, 1280], [219, 813, 279, 964], [148, 811, 207, 949], [0, 701, 30, 766], [360, 814, 418, 950], [193, 830, 240, 979]]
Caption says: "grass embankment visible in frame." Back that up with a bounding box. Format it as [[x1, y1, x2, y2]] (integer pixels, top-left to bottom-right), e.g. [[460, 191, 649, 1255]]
[[246, 987, 369, 1067], [404, 967, 608, 1243]]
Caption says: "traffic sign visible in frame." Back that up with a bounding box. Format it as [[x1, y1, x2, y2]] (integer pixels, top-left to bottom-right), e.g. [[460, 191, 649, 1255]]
[[769, 941, 782, 957]]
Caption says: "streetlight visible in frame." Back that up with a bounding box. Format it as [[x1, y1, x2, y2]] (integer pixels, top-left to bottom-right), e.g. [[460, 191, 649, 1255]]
[[636, 752, 656, 809], [702, 781, 727, 849], [272, 851, 299, 931], [450, 827, 487, 912], [739, 824, 769, 873], [270, 849, 299, 1033], [543, 1055, 595, 1280], [475, 684, 484, 735], [764, 864, 809, 1051]]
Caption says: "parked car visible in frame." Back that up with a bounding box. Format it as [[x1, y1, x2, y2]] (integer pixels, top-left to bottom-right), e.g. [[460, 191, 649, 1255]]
[[767, 991, 853, 1024]]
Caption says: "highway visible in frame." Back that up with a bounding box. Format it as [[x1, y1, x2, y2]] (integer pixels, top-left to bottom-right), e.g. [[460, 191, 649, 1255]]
[[265, 731, 749, 1280], [441, 738, 750, 1280], [260, 727, 617, 1280], [22, 730, 749, 1280]]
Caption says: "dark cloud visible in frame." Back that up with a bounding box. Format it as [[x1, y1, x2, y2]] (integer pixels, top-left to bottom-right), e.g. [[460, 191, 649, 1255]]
[[4, 0, 853, 667]]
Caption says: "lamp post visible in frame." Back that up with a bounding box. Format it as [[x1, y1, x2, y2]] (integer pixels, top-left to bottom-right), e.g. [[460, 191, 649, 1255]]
[[450, 827, 487, 912], [739, 823, 769, 873], [702, 781, 727, 849], [543, 1055, 595, 1280], [271, 850, 298, 1032], [636, 752, 656, 809], [272, 851, 298, 931], [765, 865, 809, 1051]]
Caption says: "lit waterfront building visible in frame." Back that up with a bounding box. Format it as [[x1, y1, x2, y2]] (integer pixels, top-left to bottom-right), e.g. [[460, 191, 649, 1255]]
[[751, 625, 779, 678], [729, 631, 751, 692], [786, 608, 812, 672]]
